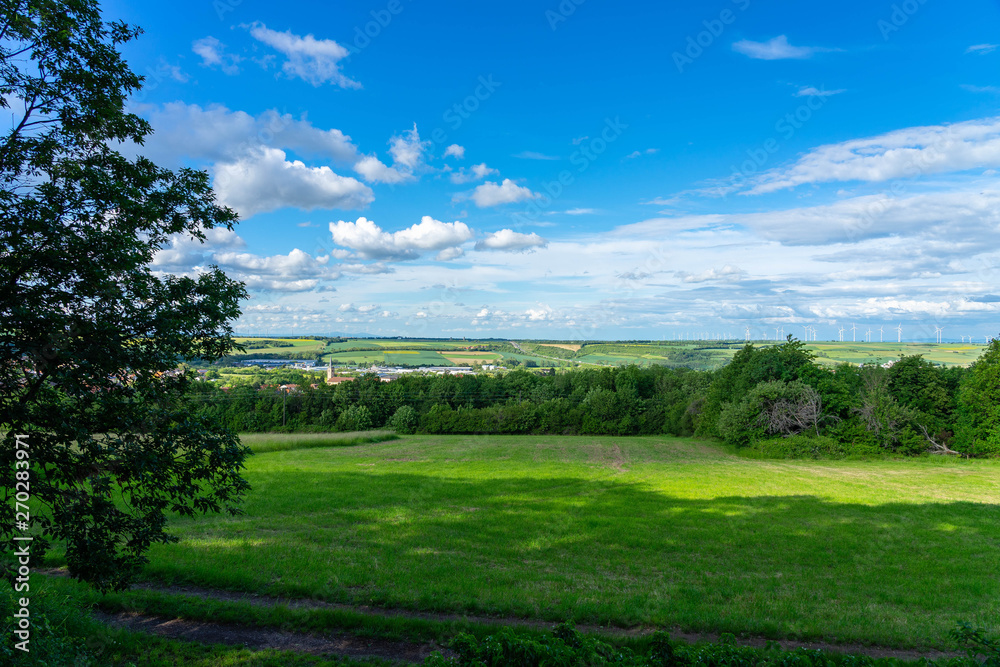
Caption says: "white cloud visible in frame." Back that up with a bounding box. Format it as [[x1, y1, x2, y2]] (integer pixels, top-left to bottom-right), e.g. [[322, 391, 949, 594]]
[[967, 43, 998, 55], [151, 228, 247, 271], [444, 144, 465, 159], [450, 162, 498, 184], [962, 84, 1000, 94], [246, 22, 359, 88], [214, 147, 373, 218], [513, 150, 559, 160], [475, 229, 548, 252], [389, 124, 429, 170], [471, 179, 539, 207], [617, 186, 1000, 247], [795, 86, 845, 98], [354, 124, 430, 184], [192, 36, 241, 75], [625, 148, 659, 159], [329, 216, 473, 260], [129, 102, 359, 167], [353, 155, 413, 184], [732, 35, 832, 60], [676, 265, 746, 283], [564, 208, 596, 215], [214, 248, 339, 292], [742, 116, 1000, 194], [435, 247, 465, 261]]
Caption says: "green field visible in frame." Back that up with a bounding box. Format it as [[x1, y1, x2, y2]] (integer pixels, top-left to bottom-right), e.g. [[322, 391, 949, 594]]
[[115, 434, 1000, 650], [233, 337, 327, 356], [234, 339, 989, 371]]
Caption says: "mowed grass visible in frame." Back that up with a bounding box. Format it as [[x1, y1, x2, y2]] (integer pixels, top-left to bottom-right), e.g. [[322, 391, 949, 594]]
[[139, 435, 1000, 649]]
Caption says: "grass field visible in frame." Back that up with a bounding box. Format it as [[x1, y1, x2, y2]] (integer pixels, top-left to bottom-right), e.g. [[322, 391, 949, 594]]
[[234, 337, 327, 356], [115, 434, 1000, 650], [235, 338, 990, 371]]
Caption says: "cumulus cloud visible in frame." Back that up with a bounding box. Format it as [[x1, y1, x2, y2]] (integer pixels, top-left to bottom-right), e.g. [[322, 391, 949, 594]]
[[444, 144, 465, 159], [152, 228, 246, 271], [329, 216, 473, 260], [213, 248, 339, 292], [214, 147, 373, 218], [474, 229, 548, 252], [128, 102, 359, 167], [742, 116, 1000, 194], [353, 155, 413, 184], [450, 163, 498, 184], [354, 124, 430, 184], [192, 36, 241, 75], [470, 179, 539, 207], [246, 22, 359, 88], [732, 35, 833, 60]]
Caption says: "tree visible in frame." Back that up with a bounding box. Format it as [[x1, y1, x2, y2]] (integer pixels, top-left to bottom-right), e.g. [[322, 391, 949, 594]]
[[956, 336, 1000, 456], [1, 0, 249, 592]]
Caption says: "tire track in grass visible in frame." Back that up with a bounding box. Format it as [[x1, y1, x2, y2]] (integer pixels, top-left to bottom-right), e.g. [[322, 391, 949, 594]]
[[44, 569, 966, 661], [93, 609, 441, 663]]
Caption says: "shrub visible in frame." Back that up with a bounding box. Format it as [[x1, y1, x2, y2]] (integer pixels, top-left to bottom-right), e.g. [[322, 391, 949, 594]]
[[1, 585, 104, 665], [747, 434, 847, 459], [390, 405, 419, 434]]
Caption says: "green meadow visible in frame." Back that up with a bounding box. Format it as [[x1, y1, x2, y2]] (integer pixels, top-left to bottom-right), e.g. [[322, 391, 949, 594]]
[[112, 434, 1000, 650]]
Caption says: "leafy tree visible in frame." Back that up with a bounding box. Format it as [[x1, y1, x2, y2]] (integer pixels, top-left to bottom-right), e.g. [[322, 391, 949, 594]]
[[389, 405, 418, 434], [1, 0, 249, 591], [717, 380, 824, 448], [956, 336, 1000, 456]]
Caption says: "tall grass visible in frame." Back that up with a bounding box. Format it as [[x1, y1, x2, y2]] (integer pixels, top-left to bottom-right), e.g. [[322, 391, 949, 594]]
[[239, 430, 399, 454]]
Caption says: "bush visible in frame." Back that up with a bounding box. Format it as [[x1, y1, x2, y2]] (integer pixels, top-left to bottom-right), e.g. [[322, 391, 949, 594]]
[[390, 405, 419, 434], [424, 622, 981, 667], [746, 434, 847, 459], [1, 584, 104, 665], [336, 404, 373, 431]]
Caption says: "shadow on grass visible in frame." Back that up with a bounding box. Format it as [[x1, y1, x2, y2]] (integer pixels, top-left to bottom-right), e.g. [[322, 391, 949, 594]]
[[146, 470, 1000, 646]]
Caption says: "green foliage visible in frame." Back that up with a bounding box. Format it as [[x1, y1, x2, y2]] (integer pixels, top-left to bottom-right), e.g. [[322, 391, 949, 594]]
[[951, 622, 1000, 667], [1, 583, 105, 665], [956, 336, 1000, 456], [426, 623, 980, 667], [0, 0, 249, 592], [390, 405, 419, 434], [746, 434, 847, 459], [717, 380, 823, 447], [337, 404, 374, 432]]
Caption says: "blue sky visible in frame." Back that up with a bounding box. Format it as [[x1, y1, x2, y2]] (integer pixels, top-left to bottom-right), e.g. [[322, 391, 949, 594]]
[[109, 0, 1000, 341]]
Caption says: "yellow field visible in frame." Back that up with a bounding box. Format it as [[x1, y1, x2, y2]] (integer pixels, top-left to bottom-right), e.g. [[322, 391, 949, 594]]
[[540, 343, 582, 351]]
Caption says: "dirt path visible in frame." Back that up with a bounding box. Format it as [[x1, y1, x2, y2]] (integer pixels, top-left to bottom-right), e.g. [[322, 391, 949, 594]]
[[94, 609, 442, 663], [44, 569, 963, 662]]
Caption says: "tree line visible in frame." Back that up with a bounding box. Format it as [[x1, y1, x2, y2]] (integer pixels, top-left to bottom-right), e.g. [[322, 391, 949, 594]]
[[183, 337, 1000, 457]]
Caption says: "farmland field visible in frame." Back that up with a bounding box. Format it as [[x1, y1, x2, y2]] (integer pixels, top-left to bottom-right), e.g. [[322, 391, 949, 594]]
[[106, 434, 1000, 650], [232, 338, 989, 370]]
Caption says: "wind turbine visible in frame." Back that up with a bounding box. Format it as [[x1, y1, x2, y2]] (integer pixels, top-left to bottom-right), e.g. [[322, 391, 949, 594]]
[[934, 326, 943, 344], [838, 327, 845, 342], [745, 326, 751, 341], [851, 323, 857, 342], [879, 326, 884, 343], [895, 323, 902, 343]]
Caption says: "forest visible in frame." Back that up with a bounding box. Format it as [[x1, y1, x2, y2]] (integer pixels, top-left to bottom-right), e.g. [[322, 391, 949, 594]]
[[183, 337, 1000, 458]]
